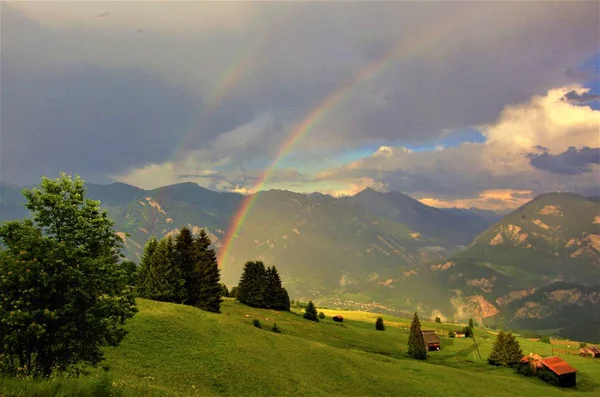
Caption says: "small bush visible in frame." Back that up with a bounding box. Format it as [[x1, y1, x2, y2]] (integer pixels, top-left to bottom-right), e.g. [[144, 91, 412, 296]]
[[579, 342, 587, 348], [376, 317, 385, 331], [516, 363, 535, 377], [252, 319, 262, 328], [318, 312, 325, 319], [540, 336, 551, 344], [271, 323, 281, 333], [435, 317, 441, 323], [448, 331, 456, 338]]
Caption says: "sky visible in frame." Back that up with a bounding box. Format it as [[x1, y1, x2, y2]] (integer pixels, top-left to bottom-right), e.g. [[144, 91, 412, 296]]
[[1, 1, 599, 210]]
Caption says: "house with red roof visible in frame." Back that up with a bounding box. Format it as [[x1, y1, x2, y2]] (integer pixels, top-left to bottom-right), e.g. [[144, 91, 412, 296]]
[[519, 354, 577, 387]]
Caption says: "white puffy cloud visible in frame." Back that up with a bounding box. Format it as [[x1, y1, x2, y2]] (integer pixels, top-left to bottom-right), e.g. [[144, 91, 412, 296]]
[[316, 85, 600, 209]]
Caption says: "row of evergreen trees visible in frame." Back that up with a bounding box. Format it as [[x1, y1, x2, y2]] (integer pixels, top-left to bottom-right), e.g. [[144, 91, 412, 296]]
[[137, 227, 221, 313], [237, 261, 290, 311]]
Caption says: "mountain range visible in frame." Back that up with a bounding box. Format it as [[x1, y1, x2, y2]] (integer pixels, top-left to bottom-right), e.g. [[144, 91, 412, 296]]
[[1, 181, 598, 340]]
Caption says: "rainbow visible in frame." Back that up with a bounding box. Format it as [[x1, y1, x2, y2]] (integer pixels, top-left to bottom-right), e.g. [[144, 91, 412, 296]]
[[216, 10, 468, 266]]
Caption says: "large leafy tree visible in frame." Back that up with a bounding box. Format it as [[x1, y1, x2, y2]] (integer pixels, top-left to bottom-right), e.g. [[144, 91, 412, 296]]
[[0, 174, 137, 378], [408, 312, 427, 360], [194, 230, 221, 313]]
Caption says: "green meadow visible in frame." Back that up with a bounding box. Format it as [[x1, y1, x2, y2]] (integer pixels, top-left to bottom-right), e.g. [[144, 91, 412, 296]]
[[2, 298, 599, 396]]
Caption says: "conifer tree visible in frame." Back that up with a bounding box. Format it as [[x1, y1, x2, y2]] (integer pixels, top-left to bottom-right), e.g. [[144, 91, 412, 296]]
[[265, 266, 290, 310], [136, 237, 158, 297], [143, 236, 187, 303], [303, 300, 319, 322], [237, 261, 268, 307], [174, 227, 196, 304], [488, 331, 522, 367], [194, 230, 222, 313], [277, 287, 291, 311], [504, 332, 523, 367], [488, 331, 506, 366], [376, 316, 385, 331], [469, 318, 474, 329], [408, 312, 427, 360], [220, 283, 229, 298]]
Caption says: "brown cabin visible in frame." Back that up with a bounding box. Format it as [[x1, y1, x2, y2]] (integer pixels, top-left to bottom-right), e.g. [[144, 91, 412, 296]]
[[520, 355, 577, 387], [454, 332, 466, 338], [579, 347, 600, 358], [421, 330, 441, 351], [333, 315, 344, 323]]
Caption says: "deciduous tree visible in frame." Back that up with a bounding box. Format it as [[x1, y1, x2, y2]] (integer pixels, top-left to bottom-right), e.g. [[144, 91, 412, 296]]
[[0, 174, 136, 378]]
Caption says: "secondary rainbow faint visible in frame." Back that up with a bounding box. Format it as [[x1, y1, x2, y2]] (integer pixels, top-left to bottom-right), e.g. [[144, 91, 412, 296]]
[[168, 38, 261, 169], [216, 10, 468, 266]]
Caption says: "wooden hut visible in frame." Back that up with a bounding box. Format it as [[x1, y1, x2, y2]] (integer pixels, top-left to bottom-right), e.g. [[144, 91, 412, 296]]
[[579, 346, 600, 358], [454, 331, 466, 338], [538, 356, 577, 387], [333, 315, 344, 323], [520, 355, 576, 387], [421, 330, 441, 351]]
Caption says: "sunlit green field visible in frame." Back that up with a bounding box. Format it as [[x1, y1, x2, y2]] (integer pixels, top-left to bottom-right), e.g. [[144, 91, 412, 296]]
[[2, 298, 599, 396]]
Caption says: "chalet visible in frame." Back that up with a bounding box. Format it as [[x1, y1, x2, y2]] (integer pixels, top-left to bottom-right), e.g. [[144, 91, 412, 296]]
[[421, 330, 441, 351], [579, 346, 600, 358], [333, 315, 344, 323], [454, 332, 466, 338], [520, 355, 577, 387]]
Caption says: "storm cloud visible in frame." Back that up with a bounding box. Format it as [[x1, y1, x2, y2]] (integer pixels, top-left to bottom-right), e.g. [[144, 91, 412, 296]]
[[528, 146, 600, 175], [1, 1, 599, 208]]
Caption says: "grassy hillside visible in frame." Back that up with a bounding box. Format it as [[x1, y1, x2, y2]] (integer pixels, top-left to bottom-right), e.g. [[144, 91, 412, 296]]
[[3, 299, 598, 396]]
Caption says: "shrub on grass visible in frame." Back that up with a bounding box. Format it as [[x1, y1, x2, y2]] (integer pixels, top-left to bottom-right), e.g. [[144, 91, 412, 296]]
[[376, 317, 385, 331], [318, 312, 325, 319], [252, 319, 262, 328], [271, 323, 281, 333], [448, 331, 456, 338], [579, 342, 587, 348], [435, 317, 441, 323], [540, 336, 551, 344]]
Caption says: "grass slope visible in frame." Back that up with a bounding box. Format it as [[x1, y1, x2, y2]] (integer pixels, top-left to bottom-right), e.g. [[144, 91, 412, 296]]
[[3, 299, 599, 396]]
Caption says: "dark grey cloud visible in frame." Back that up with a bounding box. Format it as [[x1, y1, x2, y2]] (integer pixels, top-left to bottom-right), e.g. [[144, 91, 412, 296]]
[[527, 146, 600, 175], [562, 90, 600, 105], [1, 1, 599, 189]]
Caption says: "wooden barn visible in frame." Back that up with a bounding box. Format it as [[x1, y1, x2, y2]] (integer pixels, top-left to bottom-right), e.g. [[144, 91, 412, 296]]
[[421, 330, 441, 351], [579, 346, 600, 358], [520, 355, 577, 387], [454, 331, 466, 338], [333, 315, 344, 323]]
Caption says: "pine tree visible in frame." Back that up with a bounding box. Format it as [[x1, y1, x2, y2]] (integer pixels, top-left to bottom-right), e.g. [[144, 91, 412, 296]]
[[277, 287, 291, 311], [219, 283, 229, 298], [174, 227, 196, 305], [136, 237, 158, 297], [237, 261, 268, 307], [194, 230, 222, 313], [376, 316, 385, 331], [143, 236, 187, 303], [408, 312, 427, 360], [488, 331, 522, 367], [303, 301, 319, 322], [469, 318, 474, 329], [488, 331, 506, 366], [504, 332, 523, 367], [264, 266, 290, 310]]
